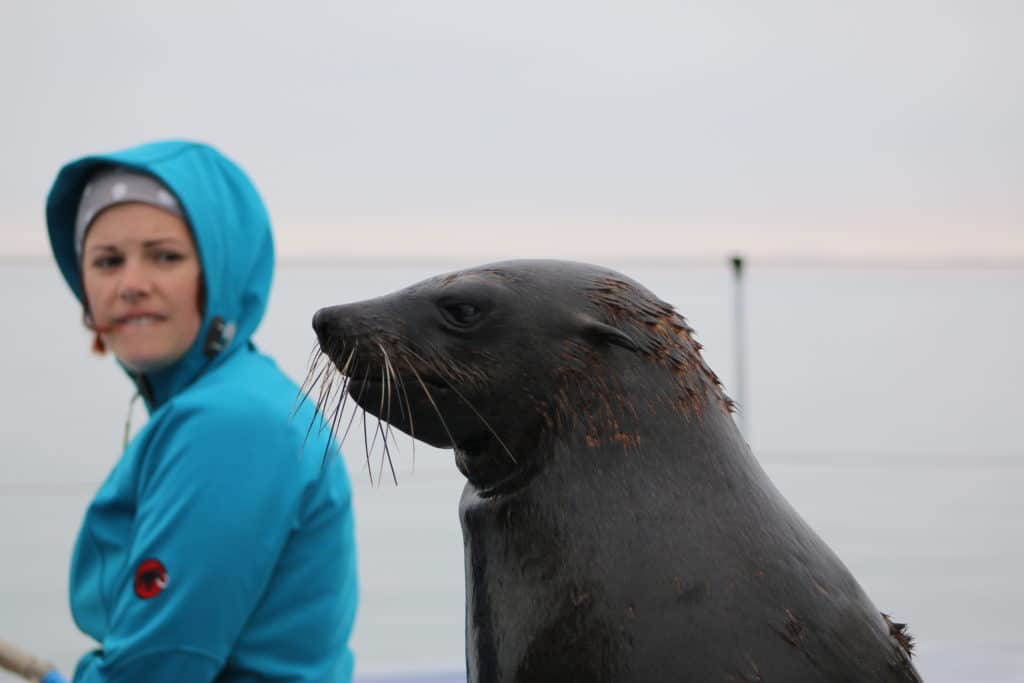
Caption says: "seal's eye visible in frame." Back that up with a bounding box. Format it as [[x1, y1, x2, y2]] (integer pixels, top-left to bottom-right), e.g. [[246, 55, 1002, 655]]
[[442, 303, 482, 327]]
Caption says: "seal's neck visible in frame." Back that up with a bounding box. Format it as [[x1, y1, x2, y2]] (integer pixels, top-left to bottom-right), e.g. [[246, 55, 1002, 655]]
[[458, 359, 743, 497], [552, 394, 751, 490]]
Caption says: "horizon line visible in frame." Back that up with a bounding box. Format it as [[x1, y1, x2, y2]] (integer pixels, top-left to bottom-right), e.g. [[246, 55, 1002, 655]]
[[3, 252, 1023, 270]]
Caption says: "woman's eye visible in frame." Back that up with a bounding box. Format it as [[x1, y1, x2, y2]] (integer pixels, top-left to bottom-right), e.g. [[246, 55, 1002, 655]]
[[153, 251, 184, 264], [92, 255, 122, 269], [443, 303, 481, 326]]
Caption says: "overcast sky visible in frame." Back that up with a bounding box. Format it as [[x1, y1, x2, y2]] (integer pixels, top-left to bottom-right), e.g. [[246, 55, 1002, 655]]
[[2, 1, 1021, 264]]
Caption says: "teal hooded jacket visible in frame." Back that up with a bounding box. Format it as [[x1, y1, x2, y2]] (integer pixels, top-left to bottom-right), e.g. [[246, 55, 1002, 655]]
[[46, 141, 358, 682]]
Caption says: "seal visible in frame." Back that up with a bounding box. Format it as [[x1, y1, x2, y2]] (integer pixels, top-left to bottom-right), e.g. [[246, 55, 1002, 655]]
[[311, 260, 921, 683]]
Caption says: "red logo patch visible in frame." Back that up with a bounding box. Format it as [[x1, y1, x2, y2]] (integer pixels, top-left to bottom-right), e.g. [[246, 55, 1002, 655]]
[[134, 559, 168, 599]]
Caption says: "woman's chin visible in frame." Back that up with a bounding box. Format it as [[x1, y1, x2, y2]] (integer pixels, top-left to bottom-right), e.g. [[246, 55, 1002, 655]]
[[111, 347, 183, 374], [105, 327, 196, 374]]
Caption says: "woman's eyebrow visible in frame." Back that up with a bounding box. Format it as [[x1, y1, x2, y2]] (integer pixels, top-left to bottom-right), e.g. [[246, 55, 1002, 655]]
[[141, 237, 188, 248], [84, 243, 120, 253]]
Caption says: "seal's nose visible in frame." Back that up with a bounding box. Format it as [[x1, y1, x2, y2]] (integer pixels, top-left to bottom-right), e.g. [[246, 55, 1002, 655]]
[[312, 307, 336, 348]]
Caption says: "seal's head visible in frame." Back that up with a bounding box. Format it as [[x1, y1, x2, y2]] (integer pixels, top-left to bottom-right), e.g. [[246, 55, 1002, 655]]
[[312, 259, 732, 494]]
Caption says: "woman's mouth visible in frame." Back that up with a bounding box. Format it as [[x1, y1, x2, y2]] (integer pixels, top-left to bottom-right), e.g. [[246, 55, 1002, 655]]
[[115, 313, 167, 327]]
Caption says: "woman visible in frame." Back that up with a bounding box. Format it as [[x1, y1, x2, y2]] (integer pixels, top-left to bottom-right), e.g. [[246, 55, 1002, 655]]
[[45, 140, 359, 682]]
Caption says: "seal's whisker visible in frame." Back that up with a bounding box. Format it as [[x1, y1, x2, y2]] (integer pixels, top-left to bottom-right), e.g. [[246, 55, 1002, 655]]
[[365, 365, 386, 460], [306, 350, 327, 392], [300, 340, 323, 389], [295, 347, 334, 422], [408, 364, 459, 448], [349, 362, 377, 486], [380, 358, 391, 443], [381, 348, 394, 440], [322, 352, 356, 448], [321, 380, 346, 466], [380, 350, 400, 484], [335, 345, 357, 378], [378, 345, 401, 484], [312, 376, 331, 438], [296, 368, 321, 432], [317, 370, 340, 436], [338, 359, 368, 448], [304, 365, 336, 446], [292, 346, 327, 418], [321, 348, 362, 444], [375, 419, 397, 486], [384, 422, 403, 478], [394, 356, 418, 473], [331, 375, 352, 444], [328, 348, 358, 439], [361, 407, 374, 487], [384, 348, 417, 472], [336, 388, 360, 449], [375, 421, 386, 484], [404, 347, 517, 464], [306, 338, 321, 362], [368, 366, 399, 486], [316, 363, 335, 416]]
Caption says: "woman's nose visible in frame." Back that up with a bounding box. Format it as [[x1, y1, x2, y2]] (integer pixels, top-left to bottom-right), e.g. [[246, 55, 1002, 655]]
[[117, 257, 152, 301]]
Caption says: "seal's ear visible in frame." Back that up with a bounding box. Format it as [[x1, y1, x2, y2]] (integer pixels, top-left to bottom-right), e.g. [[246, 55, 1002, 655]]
[[578, 316, 641, 353]]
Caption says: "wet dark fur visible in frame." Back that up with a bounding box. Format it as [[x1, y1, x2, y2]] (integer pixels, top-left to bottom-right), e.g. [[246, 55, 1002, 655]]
[[310, 260, 921, 683]]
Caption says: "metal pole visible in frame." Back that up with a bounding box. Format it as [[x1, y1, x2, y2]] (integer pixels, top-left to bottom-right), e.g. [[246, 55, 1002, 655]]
[[730, 255, 747, 438], [0, 639, 63, 682]]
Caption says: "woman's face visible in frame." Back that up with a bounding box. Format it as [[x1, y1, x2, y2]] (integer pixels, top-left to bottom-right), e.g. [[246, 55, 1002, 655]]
[[81, 202, 203, 373]]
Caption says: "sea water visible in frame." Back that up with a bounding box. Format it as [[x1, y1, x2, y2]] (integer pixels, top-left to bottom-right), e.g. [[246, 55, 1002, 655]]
[[1, 262, 1022, 682]]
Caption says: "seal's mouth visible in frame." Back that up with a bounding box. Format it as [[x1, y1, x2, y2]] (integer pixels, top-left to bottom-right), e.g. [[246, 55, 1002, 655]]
[[346, 372, 449, 392]]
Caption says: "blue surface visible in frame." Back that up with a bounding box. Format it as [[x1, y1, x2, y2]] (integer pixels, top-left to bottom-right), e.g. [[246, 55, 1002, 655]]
[[357, 674, 464, 683]]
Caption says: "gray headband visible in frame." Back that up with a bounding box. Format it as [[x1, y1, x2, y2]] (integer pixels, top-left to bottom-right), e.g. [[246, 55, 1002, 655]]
[[74, 167, 183, 257]]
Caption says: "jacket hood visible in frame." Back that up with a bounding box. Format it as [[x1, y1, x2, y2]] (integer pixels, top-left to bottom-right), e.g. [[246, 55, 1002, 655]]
[[46, 140, 275, 410]]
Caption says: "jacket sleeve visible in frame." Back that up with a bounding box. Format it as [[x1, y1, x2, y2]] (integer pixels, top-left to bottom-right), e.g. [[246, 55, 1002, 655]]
[[73, 405, 305, 683]]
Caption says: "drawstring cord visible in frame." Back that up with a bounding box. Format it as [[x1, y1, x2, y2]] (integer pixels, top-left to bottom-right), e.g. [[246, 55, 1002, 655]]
[[116, 320, 231, 448], [123, 391, 141, 448]]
